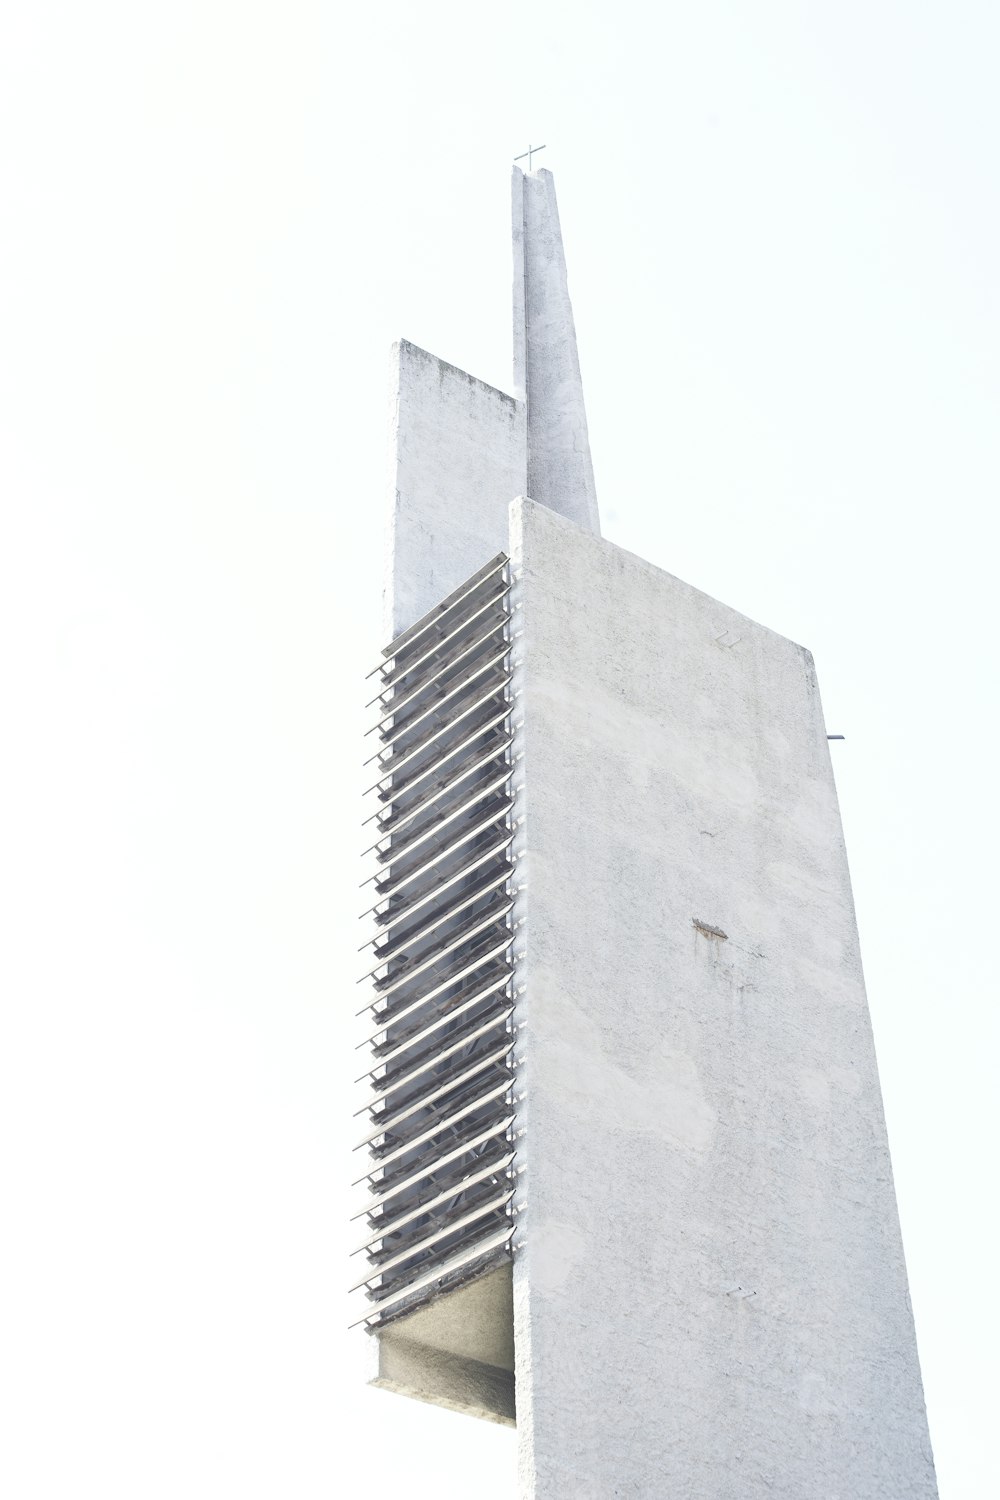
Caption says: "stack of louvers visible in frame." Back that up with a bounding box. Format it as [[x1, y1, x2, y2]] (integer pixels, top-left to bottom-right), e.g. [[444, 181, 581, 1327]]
[[351, 555, 517, 1328]]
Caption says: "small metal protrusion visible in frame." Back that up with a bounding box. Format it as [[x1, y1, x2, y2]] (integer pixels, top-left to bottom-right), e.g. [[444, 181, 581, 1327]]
[[514, 143, 547, 171]]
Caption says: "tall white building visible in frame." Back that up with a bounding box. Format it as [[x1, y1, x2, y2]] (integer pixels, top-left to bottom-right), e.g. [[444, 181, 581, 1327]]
[[351, 166, 937, 1499]]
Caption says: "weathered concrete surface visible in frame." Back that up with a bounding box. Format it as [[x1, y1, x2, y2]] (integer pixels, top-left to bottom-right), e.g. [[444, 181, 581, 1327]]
[[383, 339, 525, 638], [513, 171, 600, 535], [508, 498, 936, 1499], [383, 172, 599, 646], [368, 1265, 515, 1426]]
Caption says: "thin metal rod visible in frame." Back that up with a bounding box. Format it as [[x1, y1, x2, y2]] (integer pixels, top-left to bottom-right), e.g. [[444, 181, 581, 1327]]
[[358, 832, 513, 927], [348, 1188, 514, 1292], [360, 900, 514, 1001], [348, 1118, 513, 1221], [363, 646, 511, 764], [361, 934, 512, 1032], [354, 1040, 512, 1149], [358, 876, 509, 984], [347, 1223, 514, 1326], [514, 143, 547, 169], [365, 616, 510, 736], [367, 732, 512, 835], [375, 554, 508, 667], [360, 804, 510, 895], [351, 1151, 515, 1253], [362, 766, 512, 863], [359, 864, 511, 966], [350, 1077, 512, 1183], [361, 679, 511, 790], [358, 984, 511, 1079], [355, 1009, 514, 1115], [362, 701, 512, 802], [355, 965, 511, 1055], [365, 587, 510, 703], [364, 737, 512, 843]]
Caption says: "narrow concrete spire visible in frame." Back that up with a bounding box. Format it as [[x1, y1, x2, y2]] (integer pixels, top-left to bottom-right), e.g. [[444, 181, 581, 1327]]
[[512, 167, 601, 535]]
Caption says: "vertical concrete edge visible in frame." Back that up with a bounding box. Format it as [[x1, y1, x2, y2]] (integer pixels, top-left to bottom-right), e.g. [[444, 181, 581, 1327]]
[[523, 173, 600, 536], [382, 340, 404, 642], [502, 497, 936, 1499], [508, 496, 536, 1496], [512, 170, 527, 403]]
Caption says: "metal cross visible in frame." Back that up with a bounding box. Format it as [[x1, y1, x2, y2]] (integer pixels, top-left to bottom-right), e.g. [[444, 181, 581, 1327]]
[[514, 143, 547, 171]]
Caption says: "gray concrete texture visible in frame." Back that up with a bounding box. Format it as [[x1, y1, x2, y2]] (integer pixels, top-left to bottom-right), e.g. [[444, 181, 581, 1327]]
[[370, 165, 936, 1496], [383, 168, 598, 638], [383, 339, 524, 638], [372, 1264, 515, 1426], [514, 170, 600, 535], [509, 497, 937, 1498]]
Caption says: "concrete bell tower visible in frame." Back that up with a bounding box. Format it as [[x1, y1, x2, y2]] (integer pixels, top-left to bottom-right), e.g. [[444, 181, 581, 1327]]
[[351, 166, 937, 1500]]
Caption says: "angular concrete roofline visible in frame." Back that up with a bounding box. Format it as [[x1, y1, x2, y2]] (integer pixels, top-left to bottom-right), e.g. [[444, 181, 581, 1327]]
[[390, 167, 600, 549], [393, 338, 520, 407]]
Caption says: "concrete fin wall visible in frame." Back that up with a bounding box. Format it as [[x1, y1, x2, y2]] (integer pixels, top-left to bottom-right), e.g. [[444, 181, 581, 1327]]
[[513, 171, 600, 536], [508, 498, 936, 1499], [384, 339, 525, 638], [370, 1263, 515, 1427], [384, 172, 598, 646]]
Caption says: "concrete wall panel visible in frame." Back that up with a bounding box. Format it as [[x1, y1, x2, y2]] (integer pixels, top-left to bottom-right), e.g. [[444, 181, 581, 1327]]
[[384, 340, 525, 638], [516, 172, 600, 536], [509, 498, 935, 1499]]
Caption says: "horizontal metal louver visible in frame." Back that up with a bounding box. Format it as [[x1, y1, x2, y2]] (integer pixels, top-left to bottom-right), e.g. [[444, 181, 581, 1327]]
[[351, 555, 516, 1330]]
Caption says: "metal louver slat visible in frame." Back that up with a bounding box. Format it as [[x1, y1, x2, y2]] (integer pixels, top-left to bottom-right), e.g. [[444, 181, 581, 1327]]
[[362, 766, 512, 861], [348, 1119, 514, 1222], [362, 702, 513, 802], [361, 675, 512, 786], [356, 969, 512, 1061], [349, 1188, 516, 1292], [354, 1006, 514, 1106], [374, 553, 508, 668], [363, 647, 511, 765], [366, 616, 512, 734], [358, 832, 513, 929], [356, 1039, 515, 1148], [361, 673, 512, 781], [363, 728, 513, 834], [358, 932, 513, 1028], [367, 736, 514, 841], [348, 1225, 515, 1328], [362, 899, 515, 1000], [352, 1151, 516, 1253], [364, 744, 512, 852], [353, 1077, 513, 1181], [351, 555, 517, 1330], [363, 864, 512, 965], [360, 804, 510, 896], [366, 586, 510, 702]]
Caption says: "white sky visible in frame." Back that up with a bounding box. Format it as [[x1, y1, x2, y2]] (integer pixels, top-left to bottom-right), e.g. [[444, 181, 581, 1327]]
[[2, 3, 997, 1496]]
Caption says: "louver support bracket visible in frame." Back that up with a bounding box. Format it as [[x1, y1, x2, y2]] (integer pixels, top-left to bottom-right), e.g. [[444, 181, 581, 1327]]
[[351, 555, 517, 1333]]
